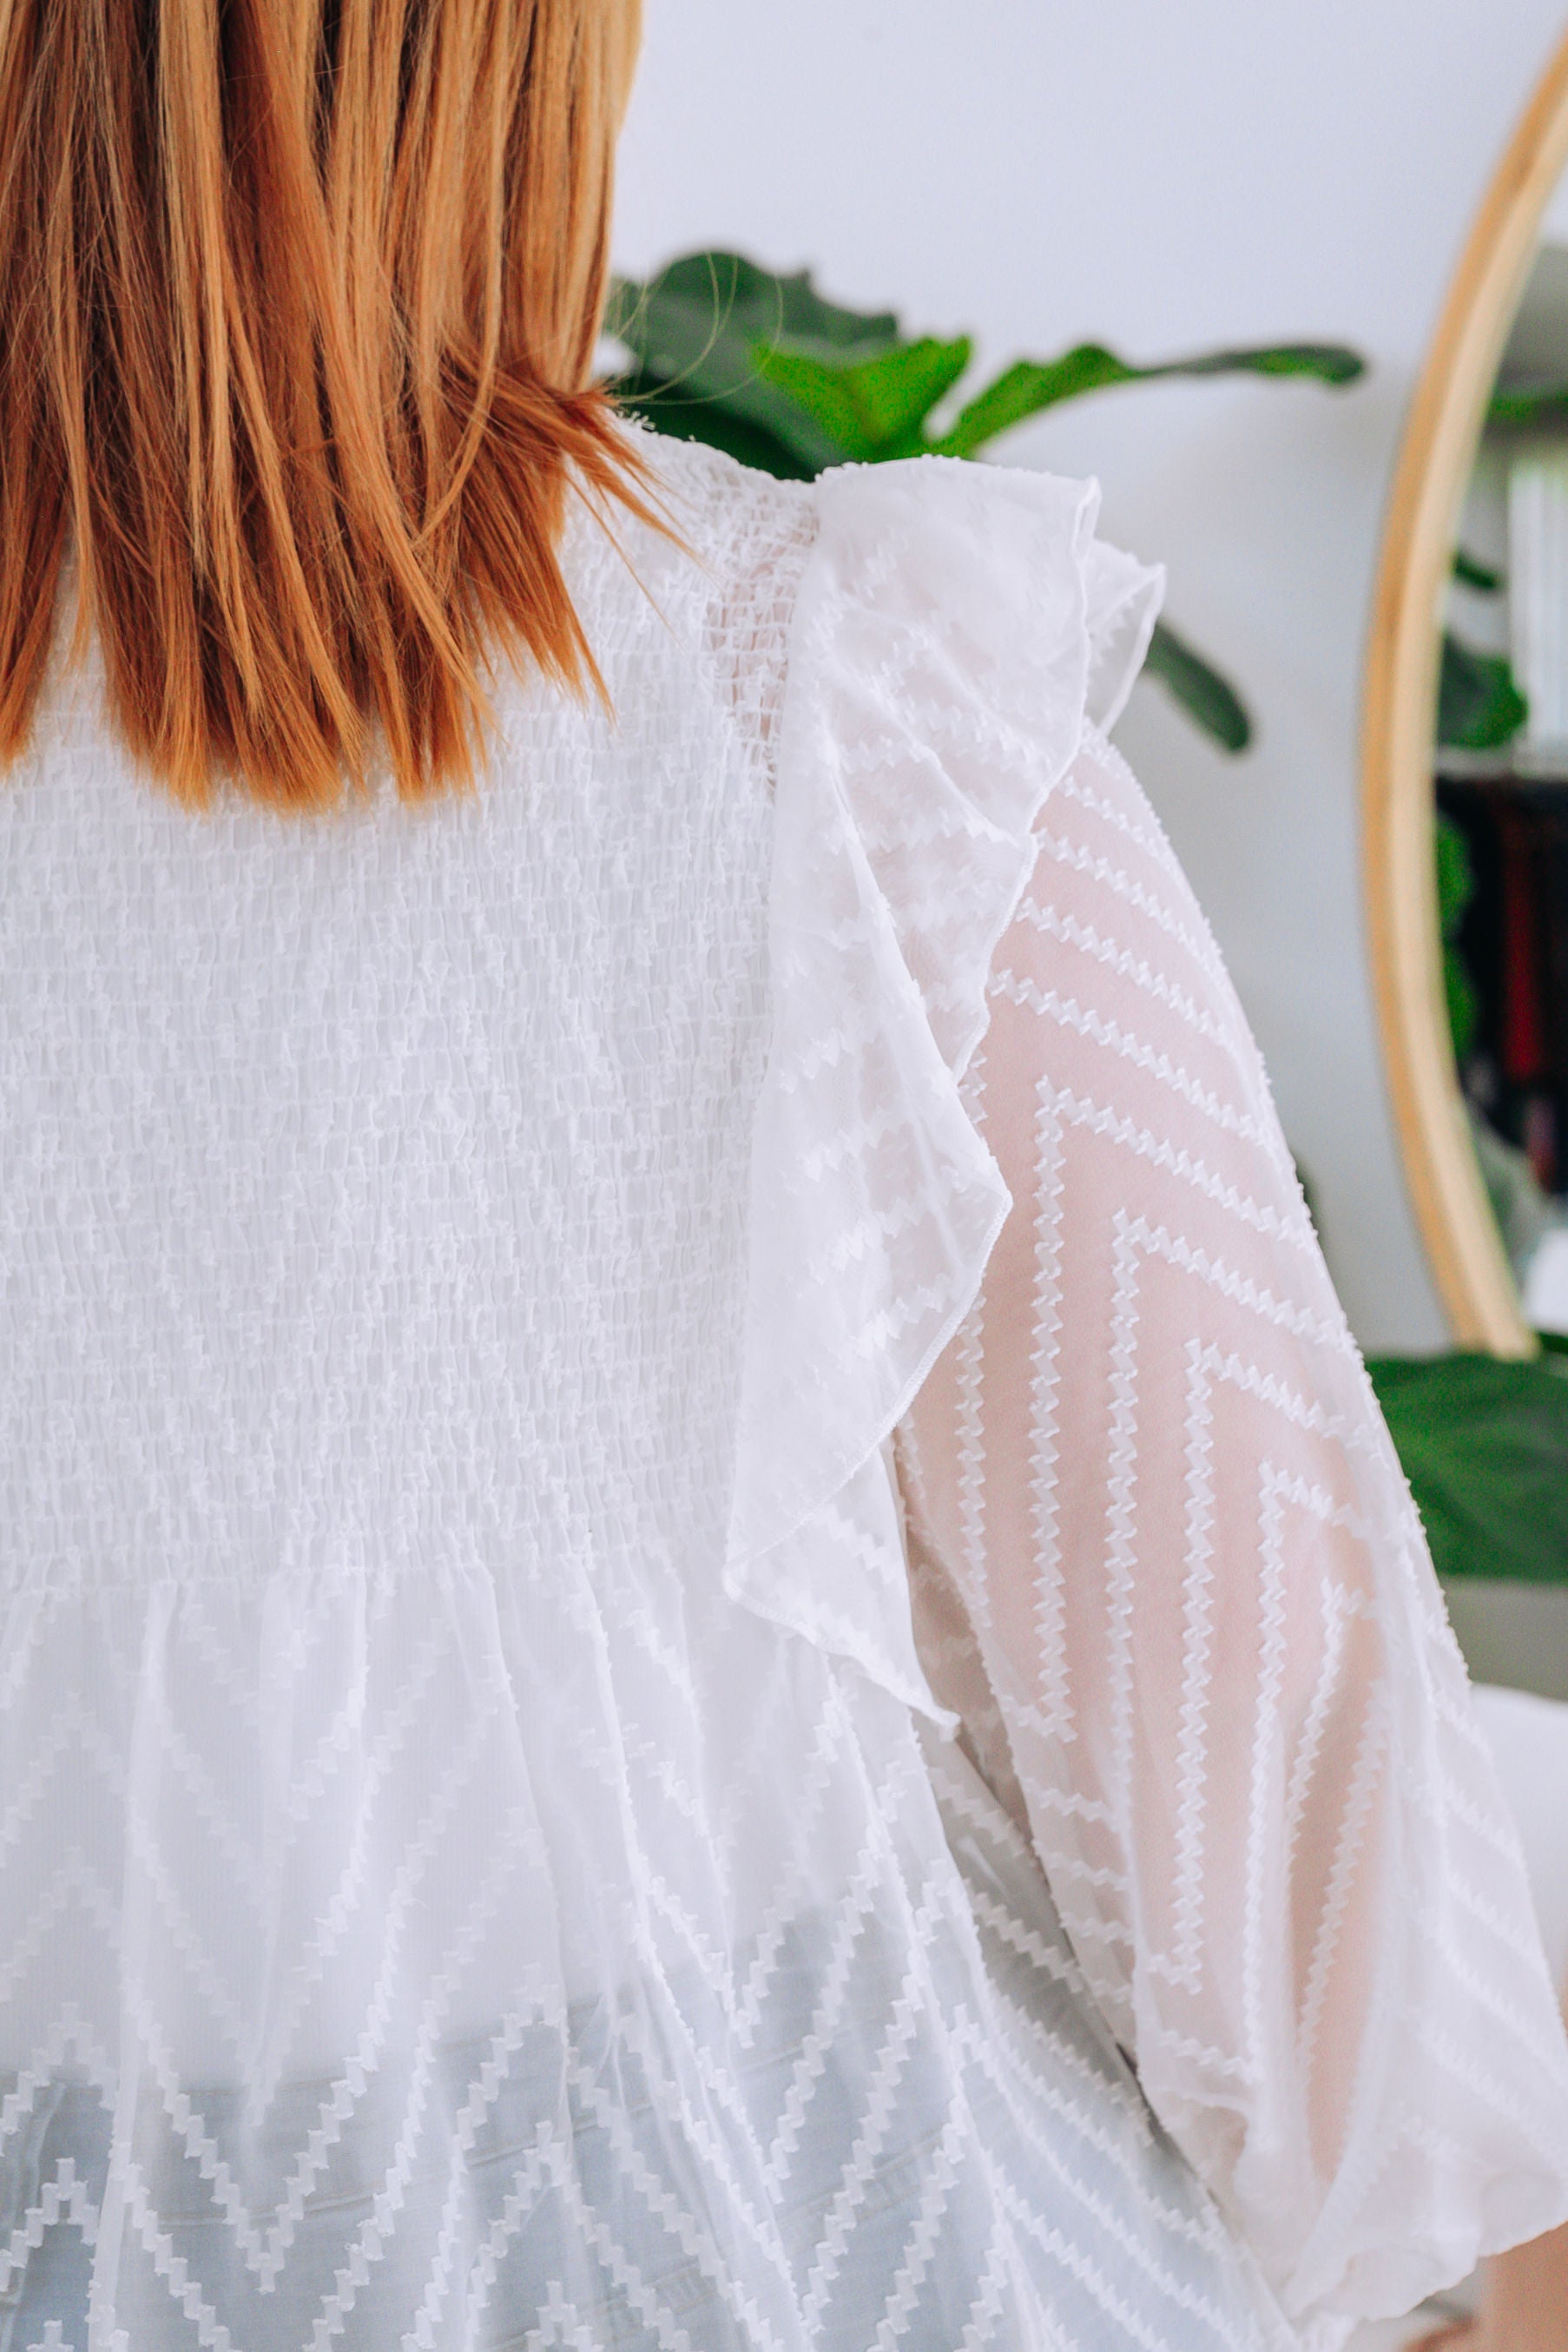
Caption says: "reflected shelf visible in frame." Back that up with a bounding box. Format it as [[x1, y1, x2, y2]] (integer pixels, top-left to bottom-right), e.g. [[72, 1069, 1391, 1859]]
[[1437, 745, 1568, 790]]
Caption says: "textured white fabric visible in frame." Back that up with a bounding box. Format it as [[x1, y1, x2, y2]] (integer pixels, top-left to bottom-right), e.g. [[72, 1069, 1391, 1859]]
[[728, 460, 1161, 1722], [897, 725, 1568, 2324], [0, 431, 1563, 2352]]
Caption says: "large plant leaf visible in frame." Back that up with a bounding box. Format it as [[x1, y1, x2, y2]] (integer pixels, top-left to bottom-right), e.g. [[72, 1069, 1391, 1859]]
[[605, 255, 900, 475], [752, 336, 972, 463], [609, 358, 843, 476], [1143, 620, 1252, 752], [1438, 632, 1528, 750], [1367, 1352, 1568, 1583], [607, 253, 901, 369], [611, 369, 819, 481], [932, 340, 1364, 459]]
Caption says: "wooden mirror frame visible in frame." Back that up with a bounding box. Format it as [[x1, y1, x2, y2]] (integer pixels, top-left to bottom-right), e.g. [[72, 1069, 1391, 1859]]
[[1364, 26, 1568, 1355]]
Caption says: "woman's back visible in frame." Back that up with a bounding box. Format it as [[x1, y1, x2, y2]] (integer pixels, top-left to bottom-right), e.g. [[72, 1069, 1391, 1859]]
[[3, 432, 1567, 2351], [0, 445, 800, 1607]]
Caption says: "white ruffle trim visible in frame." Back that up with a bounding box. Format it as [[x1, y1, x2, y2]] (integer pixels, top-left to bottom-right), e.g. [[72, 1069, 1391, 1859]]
[[725, 460, 1163, 1719]]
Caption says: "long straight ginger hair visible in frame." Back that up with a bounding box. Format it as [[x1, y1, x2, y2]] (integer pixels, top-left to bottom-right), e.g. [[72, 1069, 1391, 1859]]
[[0, 0, 650, 807]]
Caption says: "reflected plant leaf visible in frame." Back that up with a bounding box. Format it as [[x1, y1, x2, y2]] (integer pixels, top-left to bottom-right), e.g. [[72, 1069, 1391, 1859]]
[[1438, 633, 1528, 749], [1453, 547, 1505, 591]]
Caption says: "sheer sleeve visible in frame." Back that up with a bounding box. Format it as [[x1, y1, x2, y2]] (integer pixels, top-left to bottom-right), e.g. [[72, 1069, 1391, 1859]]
[[896, 723, 1568, 2328]]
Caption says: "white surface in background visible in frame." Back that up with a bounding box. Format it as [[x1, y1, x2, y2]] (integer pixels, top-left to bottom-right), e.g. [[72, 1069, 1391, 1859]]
[[1509, 451, 1568, 747], [1523, 1225, 1568, 1333], [1472, 1681, 1568, 1989], [616, 0, 1568, 1349], [1544, 166, 1568, 249]]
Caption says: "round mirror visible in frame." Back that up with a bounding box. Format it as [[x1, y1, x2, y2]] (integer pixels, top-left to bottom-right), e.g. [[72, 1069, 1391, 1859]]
[[1365, 26, 1568, 1355]]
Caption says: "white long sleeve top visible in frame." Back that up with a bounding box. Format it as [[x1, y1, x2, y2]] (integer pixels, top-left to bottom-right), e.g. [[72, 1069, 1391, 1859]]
[[0, 432, 1563, 2352]]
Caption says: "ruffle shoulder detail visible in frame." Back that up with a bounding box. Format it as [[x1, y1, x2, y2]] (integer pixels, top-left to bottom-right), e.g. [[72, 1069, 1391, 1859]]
[[725, 458, 1163, 1717]]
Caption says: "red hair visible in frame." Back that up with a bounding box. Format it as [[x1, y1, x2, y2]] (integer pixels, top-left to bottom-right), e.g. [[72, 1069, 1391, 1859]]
[[0, 0, 651, 807]]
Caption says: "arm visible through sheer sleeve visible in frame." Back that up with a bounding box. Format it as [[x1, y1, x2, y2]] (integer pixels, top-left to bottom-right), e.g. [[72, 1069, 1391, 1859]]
[[896, 723, 1568, 2326]]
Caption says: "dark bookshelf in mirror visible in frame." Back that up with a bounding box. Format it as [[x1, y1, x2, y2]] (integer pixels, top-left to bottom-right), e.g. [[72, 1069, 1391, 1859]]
[[1437, 760, 1568, 1201]]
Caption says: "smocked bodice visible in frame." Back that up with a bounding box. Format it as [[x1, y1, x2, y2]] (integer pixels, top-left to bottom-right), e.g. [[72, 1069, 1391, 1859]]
[[0, 478, 807, 1604]]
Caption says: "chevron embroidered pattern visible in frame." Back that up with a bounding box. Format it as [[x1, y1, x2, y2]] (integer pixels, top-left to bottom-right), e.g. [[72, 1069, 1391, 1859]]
[[899, 723, 1568, 2330], [0, 434, 1563, 2351]]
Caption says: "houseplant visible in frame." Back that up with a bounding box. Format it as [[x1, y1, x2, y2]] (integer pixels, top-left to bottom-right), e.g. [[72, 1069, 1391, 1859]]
[[606, 252, 1364, 752]]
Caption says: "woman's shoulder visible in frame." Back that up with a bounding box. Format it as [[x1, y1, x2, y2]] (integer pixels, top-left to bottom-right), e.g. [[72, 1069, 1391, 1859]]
[[571, 425, 820, 747], [607, 428, 1166, 732], [612, 422, 818, 589]]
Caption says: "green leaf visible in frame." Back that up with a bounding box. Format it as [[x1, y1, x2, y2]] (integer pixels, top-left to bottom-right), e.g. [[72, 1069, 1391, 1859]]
[[1453, 547, 1504, 592], [1367, 1352, 1568, 1583], [606, 252, 901, 368], [932, 352, 1137, 455], [751, 336, 972, 463], [611, 372, 819, 482], [1435, 811, 1476, 939], [1143, 619, 1252, 752], [931, 339, 1365, 458], [1163, 341, 1364, 385], [605, 254, 898, 474], [1444, 945, 1479, 1064], [1437, 632, 1528, 749], [1436, 811, 1480, 1062], [1490, 380, 1568, 426]]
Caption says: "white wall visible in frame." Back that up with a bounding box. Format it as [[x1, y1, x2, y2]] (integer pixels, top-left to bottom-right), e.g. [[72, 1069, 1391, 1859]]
[[615, 0, 1568, 1353]]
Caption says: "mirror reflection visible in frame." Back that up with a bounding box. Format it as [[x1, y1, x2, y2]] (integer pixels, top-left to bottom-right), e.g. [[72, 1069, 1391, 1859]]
[[1441, 168, 1568, 1339]]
